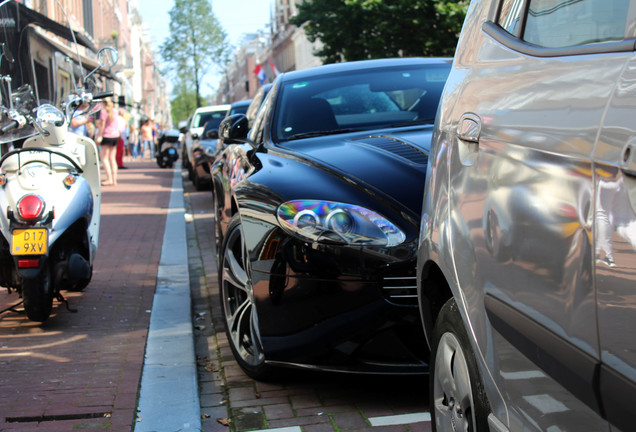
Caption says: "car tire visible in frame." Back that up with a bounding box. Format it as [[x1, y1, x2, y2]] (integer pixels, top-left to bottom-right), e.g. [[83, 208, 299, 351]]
[[219, 214, 279, 381], [430, 298, 490, 432], [193, 170, 208, 191], [21, 262, 53, 322]]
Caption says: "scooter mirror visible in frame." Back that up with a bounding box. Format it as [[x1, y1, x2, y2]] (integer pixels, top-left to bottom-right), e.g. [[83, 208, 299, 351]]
[[84, 48, 118, 87], [97, 47, 118, 69]]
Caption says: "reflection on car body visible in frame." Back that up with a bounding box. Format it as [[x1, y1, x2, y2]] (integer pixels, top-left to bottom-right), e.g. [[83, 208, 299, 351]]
[[417, 1, 636, 431], [211, 57, 451, 380]]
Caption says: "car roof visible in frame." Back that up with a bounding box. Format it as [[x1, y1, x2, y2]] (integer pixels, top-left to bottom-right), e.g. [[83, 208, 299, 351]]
[[278, 57, 453, 83], [194, 104, 231, 114], [231, 100, 252, 107]]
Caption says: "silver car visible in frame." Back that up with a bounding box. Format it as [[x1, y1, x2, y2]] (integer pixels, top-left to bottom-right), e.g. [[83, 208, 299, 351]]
[[418, 1, 636, 431]]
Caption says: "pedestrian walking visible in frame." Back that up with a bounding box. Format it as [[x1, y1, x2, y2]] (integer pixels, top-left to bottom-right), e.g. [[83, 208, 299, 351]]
[[70, 111, 90, 136], [117, 110, 129, 169], [140, 119, 156, 159], [95, 97, 120, 186], [129, 124, 139, 159]]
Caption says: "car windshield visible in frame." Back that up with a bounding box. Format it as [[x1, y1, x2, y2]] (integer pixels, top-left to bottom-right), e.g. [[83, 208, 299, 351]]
[[273, 63, 450, 142], [193, 110, 226, 129]]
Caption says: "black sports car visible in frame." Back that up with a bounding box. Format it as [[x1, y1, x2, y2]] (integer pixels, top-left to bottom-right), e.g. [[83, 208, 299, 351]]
[[212, 57, 451, 380]]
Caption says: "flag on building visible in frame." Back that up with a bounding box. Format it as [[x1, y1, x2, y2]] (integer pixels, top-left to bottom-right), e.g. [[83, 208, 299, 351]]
[[267, 57, 279, 77], [253, 64, 266, 84]]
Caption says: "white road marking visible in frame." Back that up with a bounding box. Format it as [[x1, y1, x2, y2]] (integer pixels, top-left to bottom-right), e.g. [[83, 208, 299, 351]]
[[368, 412, 431, 426], [250, 428, 302, 432]]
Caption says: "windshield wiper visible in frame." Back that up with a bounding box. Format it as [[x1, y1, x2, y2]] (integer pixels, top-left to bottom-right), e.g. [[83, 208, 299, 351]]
[[285, 128, 363, 141]]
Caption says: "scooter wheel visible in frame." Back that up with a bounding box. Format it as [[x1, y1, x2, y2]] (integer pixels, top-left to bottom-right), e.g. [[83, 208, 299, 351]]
[[22, 263, 53, 322]]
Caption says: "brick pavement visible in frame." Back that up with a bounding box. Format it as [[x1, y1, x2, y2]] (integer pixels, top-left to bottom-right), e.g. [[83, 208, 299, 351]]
[[0, 159, 173, 431], [184, 179, 432, 432]]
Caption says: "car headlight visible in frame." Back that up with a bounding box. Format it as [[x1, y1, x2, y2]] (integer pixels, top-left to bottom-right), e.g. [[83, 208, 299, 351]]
[[277, 200, 405, 246]]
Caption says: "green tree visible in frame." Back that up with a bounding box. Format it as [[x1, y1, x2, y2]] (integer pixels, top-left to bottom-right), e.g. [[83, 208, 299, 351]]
[[291, 0, 469, 63], [170, 70, 198, 124], [160, 0, 229, 108]]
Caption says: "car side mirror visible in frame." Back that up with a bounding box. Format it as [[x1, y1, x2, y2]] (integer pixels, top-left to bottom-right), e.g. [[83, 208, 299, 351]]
[[206, 130, 219, 139], [219, 114, 250, 144]]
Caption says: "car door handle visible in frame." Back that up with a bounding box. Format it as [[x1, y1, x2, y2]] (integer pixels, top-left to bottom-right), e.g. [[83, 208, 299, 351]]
[[457, 113, 481, 143], [456, 113, 481, 166]]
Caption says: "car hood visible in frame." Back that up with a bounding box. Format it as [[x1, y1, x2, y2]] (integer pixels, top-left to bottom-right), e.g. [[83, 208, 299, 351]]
[[277, 126, 433, 215]]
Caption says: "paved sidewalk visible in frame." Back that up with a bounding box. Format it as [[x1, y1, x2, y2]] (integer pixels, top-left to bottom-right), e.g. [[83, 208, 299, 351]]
[[0, 159, 186, 431]]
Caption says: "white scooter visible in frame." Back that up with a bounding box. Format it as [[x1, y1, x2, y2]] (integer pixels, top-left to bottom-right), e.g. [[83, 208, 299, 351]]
[[0, 47, 117, 321]]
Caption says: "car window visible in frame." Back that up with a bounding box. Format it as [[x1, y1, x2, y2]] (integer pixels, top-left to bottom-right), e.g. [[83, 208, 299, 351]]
[[193, 110, 226, 129], [249, 85, 275, 145], [498, 0, 635, 48], [273, 64, 450, 142], [203, 118, 223, 136]]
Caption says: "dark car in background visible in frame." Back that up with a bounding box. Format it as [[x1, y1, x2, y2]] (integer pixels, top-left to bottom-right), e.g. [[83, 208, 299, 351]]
[[244, 83, 272, 127], [211, 57, 451, 380], [226, 99, 252, 117]]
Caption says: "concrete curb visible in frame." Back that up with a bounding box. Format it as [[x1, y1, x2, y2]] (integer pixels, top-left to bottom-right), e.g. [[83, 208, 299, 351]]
[[135, 162, 201, 431]]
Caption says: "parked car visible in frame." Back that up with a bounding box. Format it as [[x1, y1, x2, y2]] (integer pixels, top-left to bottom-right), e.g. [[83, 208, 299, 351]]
[[244, 83, 272, 127], [182, 104, 230, 180], [225, 99, 252, 118], [212, 57, 451, 380], [191, 120, 221, 190], [418, 1, 636, 431]]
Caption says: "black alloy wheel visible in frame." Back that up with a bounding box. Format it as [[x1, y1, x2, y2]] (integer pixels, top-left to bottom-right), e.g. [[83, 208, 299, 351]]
[[430, 298, 491, 432], [219, 214, 278, 381]]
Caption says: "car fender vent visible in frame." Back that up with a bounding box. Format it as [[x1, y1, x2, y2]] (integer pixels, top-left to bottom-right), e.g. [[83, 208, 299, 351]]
[[382, 270, 418, 307], [354, 136, 428, 165]]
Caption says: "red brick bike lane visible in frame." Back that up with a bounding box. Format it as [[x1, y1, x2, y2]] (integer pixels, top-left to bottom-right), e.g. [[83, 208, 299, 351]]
[[0, 159, 173, 431]]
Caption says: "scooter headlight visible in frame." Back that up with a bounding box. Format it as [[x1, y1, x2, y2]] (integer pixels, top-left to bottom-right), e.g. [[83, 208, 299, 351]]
[[36, 104, 65, 127]]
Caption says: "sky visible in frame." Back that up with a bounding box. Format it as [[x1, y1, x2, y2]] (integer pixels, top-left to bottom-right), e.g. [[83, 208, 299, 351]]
[[137, 0, 274, 94]]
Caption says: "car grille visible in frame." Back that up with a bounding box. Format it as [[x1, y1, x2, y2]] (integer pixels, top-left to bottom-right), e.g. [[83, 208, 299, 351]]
[[382, 270, 418, 307], [354, 136, 428, 165]]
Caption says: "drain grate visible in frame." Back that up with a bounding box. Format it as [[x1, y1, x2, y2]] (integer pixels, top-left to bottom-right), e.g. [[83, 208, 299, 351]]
[[6, 412, 111, 423]]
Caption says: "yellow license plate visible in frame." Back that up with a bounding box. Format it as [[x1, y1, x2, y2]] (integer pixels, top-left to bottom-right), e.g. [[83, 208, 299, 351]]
[[11, 228, 48, 255]]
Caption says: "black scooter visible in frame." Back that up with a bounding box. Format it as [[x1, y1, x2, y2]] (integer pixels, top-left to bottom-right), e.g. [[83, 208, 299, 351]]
[[156, 129, 180, 168]]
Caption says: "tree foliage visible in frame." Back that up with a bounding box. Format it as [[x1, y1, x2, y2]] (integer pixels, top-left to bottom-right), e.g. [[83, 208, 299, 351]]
[[170, 69, 198, 123], [290, 0, 469, 63], [160, 0, 229, 108]]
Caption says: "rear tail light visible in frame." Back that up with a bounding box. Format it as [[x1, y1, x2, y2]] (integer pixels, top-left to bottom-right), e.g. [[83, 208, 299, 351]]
[[18, 259, 40, 268], [17, 195, 45, 221]]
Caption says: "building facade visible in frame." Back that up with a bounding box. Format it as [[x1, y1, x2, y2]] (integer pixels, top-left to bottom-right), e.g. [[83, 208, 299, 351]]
[[213, 0, 322, 104]]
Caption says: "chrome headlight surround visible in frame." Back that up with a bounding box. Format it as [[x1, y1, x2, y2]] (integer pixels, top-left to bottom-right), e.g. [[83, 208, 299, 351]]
[[276, 199, 406, 246]]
